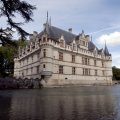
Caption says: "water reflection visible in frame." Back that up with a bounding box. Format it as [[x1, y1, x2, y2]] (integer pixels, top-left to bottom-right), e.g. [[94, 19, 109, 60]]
[[0, 86, 120, 120], [0, 96, 11, 120]]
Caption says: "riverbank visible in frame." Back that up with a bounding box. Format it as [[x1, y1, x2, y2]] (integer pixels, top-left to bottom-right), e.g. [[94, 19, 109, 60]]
[[0, 78, 42, 89], [0, 78, 117, 89]]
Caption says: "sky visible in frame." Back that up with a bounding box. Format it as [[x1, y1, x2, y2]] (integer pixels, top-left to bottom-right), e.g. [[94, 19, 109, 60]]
[[1, 0, 120, 67]]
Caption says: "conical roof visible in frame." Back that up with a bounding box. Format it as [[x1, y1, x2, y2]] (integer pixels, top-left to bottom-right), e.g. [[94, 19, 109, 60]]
[[104, 43, 110, 56]]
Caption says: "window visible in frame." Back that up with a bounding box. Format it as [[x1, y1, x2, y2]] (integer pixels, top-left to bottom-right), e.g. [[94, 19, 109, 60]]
[[95, 70, 97, 76], [85, 58, 87, 65], [59, 65, 63, 74], [83, 68, 90, 76], [83, 68, 85, 75], [102, 61, 104, 67], [73, 44, 76, 51], [59, 52, 63, 61], [72, 55, 75, 63], [32, 42, 35, 49], [85, 68, 88, 75], [60, 40, 64, 47], [43, 37, 46, 42], [102, 70, 104, 76], [27, 45, 30, 52], [72, 67, 76, 75], [89, 69, 90, 75], [83, 41, 85, 46], [43, 64, 46, 68], [82, 57, 89, 65], [36, 66, 39, 74], [82, 57, 85, 64], [31, 67, 33, 73], [43, 49, 46, 57], [94, 60, 96, 66], [88, 59, 90, 65]]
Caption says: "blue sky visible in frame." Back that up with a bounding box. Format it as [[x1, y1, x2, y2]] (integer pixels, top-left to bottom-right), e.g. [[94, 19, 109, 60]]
[[1, 0, 120, 67]]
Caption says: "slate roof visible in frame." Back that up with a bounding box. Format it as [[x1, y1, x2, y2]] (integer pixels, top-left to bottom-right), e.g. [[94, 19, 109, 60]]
[[104, 44, 110, 56], [37, 24, 111, 55], [38, 25, 76, 44], [88, 41, 97, 51]]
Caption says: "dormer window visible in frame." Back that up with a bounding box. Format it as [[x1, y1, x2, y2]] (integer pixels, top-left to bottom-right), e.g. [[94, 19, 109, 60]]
[[32, 42, 35, 49], [43, 37, 46, 42], [94, 49, 97, 56], [73, 44, 77, 51], [83, 41, 85, 46], [27, 46, 30, 52], [60, 40, 64, 47]]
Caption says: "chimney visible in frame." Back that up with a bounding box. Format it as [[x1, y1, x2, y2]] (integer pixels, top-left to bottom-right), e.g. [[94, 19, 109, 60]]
[[68, 28, 72, 33]]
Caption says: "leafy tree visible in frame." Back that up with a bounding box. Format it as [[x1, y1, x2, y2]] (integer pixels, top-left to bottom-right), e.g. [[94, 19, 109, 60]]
[[0, 45, 15, 77], [0, 39, 27, 77], [0, 0, 36, 45], [112, 66, 120, 80]]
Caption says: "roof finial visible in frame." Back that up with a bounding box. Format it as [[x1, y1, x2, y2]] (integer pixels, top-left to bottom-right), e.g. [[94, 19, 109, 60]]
[[104, 40, 110, 56], [46, 11, 48, 24], [49, 16, 51, 26]]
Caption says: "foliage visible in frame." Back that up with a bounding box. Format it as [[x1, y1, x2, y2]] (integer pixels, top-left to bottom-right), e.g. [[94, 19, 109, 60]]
[[0, 0, 36, 45], [0, 40, 26, 77], [112, 66, 120, 80]]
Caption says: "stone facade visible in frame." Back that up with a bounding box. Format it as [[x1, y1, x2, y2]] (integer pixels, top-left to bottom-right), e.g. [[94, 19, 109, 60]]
[[14, 22, 112, 87]]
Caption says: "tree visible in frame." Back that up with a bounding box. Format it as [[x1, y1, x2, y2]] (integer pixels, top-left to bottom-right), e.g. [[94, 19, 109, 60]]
[[0, 0, 36, 45], [0, 39, 26, 77], [112, 66, 120, 80], [0, 44, 15, 77]]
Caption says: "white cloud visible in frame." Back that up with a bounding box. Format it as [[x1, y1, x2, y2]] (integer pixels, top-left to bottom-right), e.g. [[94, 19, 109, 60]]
[[97, 32, 120, 46], [112, 52, 120, 68]]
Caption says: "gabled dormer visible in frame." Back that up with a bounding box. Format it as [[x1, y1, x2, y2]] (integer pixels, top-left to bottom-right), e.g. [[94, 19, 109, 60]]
[[76, 30, 90, 50], [93, 47, 97, 56], [59, 35, 65, 48], [71, 39, 77, 51], [100, 49, 104, 58]]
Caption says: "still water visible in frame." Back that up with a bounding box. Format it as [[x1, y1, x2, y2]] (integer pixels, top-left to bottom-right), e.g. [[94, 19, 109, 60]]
[[0, 85, 120, 120]]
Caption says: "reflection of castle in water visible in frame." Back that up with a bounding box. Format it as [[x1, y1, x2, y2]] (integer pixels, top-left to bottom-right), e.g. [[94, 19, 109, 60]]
[[0, 92, 12, 120], [8, 89, 115, 120]]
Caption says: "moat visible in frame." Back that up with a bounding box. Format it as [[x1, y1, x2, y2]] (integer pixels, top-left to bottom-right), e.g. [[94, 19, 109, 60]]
[[0, 85, 120, 120]]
